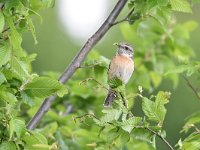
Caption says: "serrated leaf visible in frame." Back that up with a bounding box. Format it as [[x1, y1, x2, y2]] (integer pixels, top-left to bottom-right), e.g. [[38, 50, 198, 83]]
[[142, 91, 170, 124], [170, 0, 192, 13], [0, 141, 16, 150], [0, 44, 11, 67], [24, 77, 67, 98]]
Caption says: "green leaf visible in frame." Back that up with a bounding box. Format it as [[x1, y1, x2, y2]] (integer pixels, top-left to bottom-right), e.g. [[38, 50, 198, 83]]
[[22, 131, 49, 150], [108, 77, 123, 88], [0, 44, 11, 67], [149, 6, 171, 26], [10, 56, 29, 80], [26, 16, 38, 44], [0, 91, 17, 104], [0, 72, 6, 85], [5, 17, 25, 57], [182, 111, 200, 133], [157, 0, 169, 6], [131, 128, 154, 145], [0, 12, 5, 32], [120, 130, 130, 144], [107, 128, 120, 142], [121, 117, 143, 133], [165, 62, 200, 77], [9, 118, 26, 139], [55, 131, 69, 150], [142, 91, 170, 124], [40, 122, 58, 137], [0, 141, 16, 150], [170, 0, 192, 13], [98, 109, 122, 125], [24, 77, 67, 98], [20, 91, 35, 106], [181, 133, 200, 150]]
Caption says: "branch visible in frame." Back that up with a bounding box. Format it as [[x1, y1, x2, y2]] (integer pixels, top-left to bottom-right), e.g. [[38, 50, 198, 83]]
[[27, 0, 128, 130], [145, 127, 174, 150], [183, 76, 200, 101], [111, 7, 135, 26]]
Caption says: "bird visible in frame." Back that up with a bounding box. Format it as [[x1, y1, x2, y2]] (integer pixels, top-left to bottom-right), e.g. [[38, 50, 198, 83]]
[[104, 42, 134, 107]]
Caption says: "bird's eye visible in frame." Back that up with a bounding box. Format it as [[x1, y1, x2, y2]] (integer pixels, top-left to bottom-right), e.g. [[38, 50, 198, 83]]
[[125, 46, 128, 50]]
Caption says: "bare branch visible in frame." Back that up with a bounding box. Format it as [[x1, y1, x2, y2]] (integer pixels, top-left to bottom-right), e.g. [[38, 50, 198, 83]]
[[183, 76, 200, 101], [27, 0, 128, 130]]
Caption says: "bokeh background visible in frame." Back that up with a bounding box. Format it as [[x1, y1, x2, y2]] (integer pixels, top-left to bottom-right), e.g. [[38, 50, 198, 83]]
[[22, 0, 200, 149]]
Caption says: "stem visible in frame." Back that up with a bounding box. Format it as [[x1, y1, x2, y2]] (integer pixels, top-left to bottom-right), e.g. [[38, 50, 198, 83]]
[[80, 77, 109, 91], [27, 0, 128, 130], [111, 7, 135, 26], [183, 76, 200, 101], [145, 127, 174, 150]]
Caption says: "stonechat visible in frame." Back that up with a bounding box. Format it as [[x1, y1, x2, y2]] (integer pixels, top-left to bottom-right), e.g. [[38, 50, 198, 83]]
[[104, 42, 134, 107]]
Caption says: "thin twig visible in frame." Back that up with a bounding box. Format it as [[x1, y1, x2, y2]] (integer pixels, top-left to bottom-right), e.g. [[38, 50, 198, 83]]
[[183, 76, 200, 101], [145, 127, 174, 150], [27, 0, 128, 130], [80, 77, 109, 91], [111, 7, 135, 26]]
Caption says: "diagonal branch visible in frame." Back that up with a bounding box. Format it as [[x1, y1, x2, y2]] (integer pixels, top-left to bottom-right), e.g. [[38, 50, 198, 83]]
[[183, 76, 200, 101], [27, 0, 128, 130]]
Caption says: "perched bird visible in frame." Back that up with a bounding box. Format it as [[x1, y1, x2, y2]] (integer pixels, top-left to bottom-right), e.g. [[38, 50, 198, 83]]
[[104, 42, 134, 107]]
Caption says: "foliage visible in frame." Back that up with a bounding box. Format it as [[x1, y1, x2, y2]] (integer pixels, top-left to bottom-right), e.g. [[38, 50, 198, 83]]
[[0, 0, 67, 149], [0, 0, 199, 150]]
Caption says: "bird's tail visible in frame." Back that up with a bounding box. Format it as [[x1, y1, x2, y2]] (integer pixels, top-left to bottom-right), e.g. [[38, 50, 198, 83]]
[[104, 89, 118, 107]]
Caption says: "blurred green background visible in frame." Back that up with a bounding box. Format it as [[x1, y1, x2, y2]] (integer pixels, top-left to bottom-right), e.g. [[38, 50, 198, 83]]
[[22, 1, 200, 149]]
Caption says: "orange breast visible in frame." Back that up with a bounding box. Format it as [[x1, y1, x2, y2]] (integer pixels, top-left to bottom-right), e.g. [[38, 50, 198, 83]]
[[108, 55, 134, 84]]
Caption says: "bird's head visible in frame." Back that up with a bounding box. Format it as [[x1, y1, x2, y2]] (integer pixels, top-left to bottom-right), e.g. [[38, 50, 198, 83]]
[[114, 42, 133, 58]]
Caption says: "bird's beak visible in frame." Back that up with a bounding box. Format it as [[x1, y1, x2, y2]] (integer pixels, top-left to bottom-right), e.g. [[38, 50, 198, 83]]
[[113, 42, 119, 47]]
